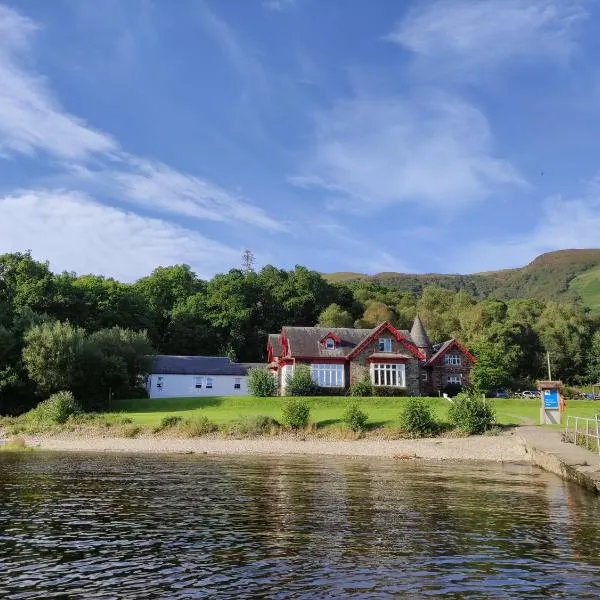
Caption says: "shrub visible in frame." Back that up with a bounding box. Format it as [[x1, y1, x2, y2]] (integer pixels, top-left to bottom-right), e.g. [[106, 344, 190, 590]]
[[343, 401, 369, 432], [228, 415, 279, 437], [448, 390, 495, 434], [179, 415, 216, 437], [374, 386, 408, 397], [350, 378, 373, 397], [121, 425, 141, 438], [159, 415, 182, 429], [282, 398, 310, 429], [28, 391, 80, 425], [248, 368, 277, 397], [399, 398, 437, 437], [285, 365, 317, 396], [443, 382, 463, 397]]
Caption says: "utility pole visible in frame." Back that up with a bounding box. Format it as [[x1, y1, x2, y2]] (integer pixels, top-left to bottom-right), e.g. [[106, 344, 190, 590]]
[[547, 351, 552, 381]]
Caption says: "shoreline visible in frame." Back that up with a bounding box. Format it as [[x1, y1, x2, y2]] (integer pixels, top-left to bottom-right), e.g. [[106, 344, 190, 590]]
[[13, 430, 530, 462]]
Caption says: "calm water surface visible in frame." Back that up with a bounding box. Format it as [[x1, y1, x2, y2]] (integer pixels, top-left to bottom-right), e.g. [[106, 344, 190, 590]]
[[1, 452, 600, 598]]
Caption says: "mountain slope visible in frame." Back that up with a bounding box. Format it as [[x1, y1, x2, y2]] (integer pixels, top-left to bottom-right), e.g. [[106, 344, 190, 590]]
[[570, 266, 600, 315], [325, 249, 600, 305]]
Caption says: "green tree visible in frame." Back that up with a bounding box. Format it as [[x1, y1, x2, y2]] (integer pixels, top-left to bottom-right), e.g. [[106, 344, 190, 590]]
[[318, 303, 354, 328]]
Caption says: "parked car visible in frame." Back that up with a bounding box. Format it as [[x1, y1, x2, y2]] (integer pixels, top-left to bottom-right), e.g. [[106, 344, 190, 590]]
[[521, 390, 538, 399], [493, 390, 510, 398]]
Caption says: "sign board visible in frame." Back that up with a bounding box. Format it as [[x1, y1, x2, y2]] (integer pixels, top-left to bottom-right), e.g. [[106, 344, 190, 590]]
[[543, 388, 559, 410]]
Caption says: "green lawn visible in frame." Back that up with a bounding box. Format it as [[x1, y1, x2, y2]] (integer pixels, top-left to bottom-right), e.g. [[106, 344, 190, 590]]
[[107, 396, 600, 429]]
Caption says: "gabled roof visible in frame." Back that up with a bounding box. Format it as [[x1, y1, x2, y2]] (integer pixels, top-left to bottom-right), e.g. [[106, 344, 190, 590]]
[[267, 333, 282, 356], [426, 339, 475, 366], [151, 355, 257, 376], [347, 321, 425, 361], [282, 326, 373, 358], [410, 315, 431, 350]]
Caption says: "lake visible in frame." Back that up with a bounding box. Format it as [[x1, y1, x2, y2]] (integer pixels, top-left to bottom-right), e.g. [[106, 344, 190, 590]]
[[1, 453, 600, 598]]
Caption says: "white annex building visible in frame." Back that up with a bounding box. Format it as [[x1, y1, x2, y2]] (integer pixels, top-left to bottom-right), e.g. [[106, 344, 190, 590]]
[[147, 355, 261, 399]]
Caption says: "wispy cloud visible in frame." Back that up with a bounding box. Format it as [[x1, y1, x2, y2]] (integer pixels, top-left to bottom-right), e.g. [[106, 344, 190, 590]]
[[388, 0, 587, 72], [291, 93, 523, 212], [0, 4, 283, 232], [262, 0, 295, 11], [457, 193, 600, 272], [0, 189, 240, 280]]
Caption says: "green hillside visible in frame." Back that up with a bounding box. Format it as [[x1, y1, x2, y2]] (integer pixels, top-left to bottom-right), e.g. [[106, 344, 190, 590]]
[[325, 249, 600, 306], [570, 266, 600, 315]]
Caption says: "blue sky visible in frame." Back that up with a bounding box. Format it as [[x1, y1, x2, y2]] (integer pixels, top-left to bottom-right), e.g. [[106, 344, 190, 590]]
[[1, 0, 600, 280]]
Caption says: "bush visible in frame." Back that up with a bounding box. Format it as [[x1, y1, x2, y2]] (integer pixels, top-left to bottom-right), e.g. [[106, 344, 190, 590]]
[[282, 398, 311, 429], [448, 391, 495, 434], [399, 398, 437, 437], [343, 401, 369, 432], [28, 391, 80, 425], [350, 378, 373, 397], [248, 368, 277, 397], [285, 365, 317, 396], [159, 415, 182, 429], [228, 415, 279, 437], [374, 386, 408, 397], [443, 382, 463, 397], [179, 415, 217, 437]]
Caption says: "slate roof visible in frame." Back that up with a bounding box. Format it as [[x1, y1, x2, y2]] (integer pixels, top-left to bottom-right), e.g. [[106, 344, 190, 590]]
[[410, 315, 432, 350], [150, 355, 257, 376], [280, 325, 417, 358]]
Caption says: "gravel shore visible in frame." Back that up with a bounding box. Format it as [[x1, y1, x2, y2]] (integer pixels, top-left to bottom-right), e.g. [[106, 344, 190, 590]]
[[19, 431, 529, 462]]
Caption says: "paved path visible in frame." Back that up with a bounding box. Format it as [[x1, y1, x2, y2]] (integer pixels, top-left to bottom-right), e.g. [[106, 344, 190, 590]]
[[517, 426, 600, 493]]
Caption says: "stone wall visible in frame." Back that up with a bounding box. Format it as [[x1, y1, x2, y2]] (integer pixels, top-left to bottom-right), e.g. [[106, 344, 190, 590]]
[[429, 346, 473, 392]]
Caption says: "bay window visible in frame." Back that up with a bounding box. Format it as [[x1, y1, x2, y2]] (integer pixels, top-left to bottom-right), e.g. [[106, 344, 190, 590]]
[[311, 363, 344, 387], [370, 363, 406, 387]]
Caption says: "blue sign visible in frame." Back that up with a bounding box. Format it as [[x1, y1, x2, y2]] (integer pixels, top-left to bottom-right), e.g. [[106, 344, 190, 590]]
[[543, 389, 559, 410]]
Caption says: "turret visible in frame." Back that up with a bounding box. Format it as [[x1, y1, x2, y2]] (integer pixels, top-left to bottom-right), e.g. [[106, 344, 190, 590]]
[[410, 314, 432, 359]]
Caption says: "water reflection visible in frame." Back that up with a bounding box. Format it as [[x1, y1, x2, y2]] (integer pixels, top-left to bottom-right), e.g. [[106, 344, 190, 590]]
[[1, 452, 599, 597]]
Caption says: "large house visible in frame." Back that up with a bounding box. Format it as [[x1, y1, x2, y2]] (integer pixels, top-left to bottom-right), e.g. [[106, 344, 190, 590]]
[[267, 316, 474, 396], [146, 356, 261, 399]]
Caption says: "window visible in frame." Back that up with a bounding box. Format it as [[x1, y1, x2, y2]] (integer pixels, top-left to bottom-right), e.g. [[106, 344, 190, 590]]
[[195, 376, 203, 389], [206, 377, 213, 389], [156, 376, 164, 389], [421, 372, 428, 382], [378, 338, 392, 352], [325, 338, 335, 350], [310, 364, 344, 387], [370, 363, 405, 387], [447, 374, 461, 385], [444, 354, 461, 366], [234, 378, 241, 390]]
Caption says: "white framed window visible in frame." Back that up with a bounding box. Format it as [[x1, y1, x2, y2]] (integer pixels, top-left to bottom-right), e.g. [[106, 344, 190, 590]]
[[310, 363, 344, 387], [156, 376, 164, 389], [421, 372, 428, 382], [370, 363, 406, 387], [447, 374, 461, 385], [195, 376, 203, 389], [325, 338, 335, 350], [206, 377, 213, 389], [444, 354, 461, 366], [234, 378, 241, 390], [378, 338, 392, 352]]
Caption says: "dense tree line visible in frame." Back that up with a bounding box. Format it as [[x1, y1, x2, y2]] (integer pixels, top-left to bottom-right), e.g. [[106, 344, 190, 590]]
[[1, 251, 599, 414]]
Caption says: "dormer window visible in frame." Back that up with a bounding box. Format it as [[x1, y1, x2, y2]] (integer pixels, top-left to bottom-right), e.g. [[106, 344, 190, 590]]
[[325, 338, 335, 350], [378, 338, 392, 352]]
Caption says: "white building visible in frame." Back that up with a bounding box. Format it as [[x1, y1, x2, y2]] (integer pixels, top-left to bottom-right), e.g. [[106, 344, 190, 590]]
[[147, 355, 261, 399]]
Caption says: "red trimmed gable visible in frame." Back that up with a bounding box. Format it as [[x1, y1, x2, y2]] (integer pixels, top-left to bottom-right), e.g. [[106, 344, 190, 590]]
[[347, 321, 425, 361], [427, 339, 475, 366], [319, 331, 341, 347]]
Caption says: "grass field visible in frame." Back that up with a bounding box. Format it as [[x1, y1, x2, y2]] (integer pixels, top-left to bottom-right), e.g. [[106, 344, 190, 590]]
[[570, 265, 600, 316], [108, 396, 600, 429]]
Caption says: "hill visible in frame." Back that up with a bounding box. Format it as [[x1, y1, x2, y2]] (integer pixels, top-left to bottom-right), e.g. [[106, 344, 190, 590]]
[[325, 249, 600, 306]]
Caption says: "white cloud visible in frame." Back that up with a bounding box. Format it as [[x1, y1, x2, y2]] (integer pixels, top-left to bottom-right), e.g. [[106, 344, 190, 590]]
[[291, 94, 523, 211], [0, 189, 240, 280], [0, 4, 283, 232], [262, 0, 295, 11], [457, 194, 600, 272], [0, 6, 117, 160], [389, 0, 587, 71]]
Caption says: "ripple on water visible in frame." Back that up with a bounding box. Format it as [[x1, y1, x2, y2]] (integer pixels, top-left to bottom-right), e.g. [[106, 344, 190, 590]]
[[1, 453, 600, 598]]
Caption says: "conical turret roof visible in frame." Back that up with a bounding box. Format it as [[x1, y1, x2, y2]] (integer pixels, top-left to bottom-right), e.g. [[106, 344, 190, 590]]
[[410, 314, 431, 350]]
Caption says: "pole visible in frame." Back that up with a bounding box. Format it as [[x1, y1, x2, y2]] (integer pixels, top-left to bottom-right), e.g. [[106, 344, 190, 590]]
[[547, 351, 552, 381]]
